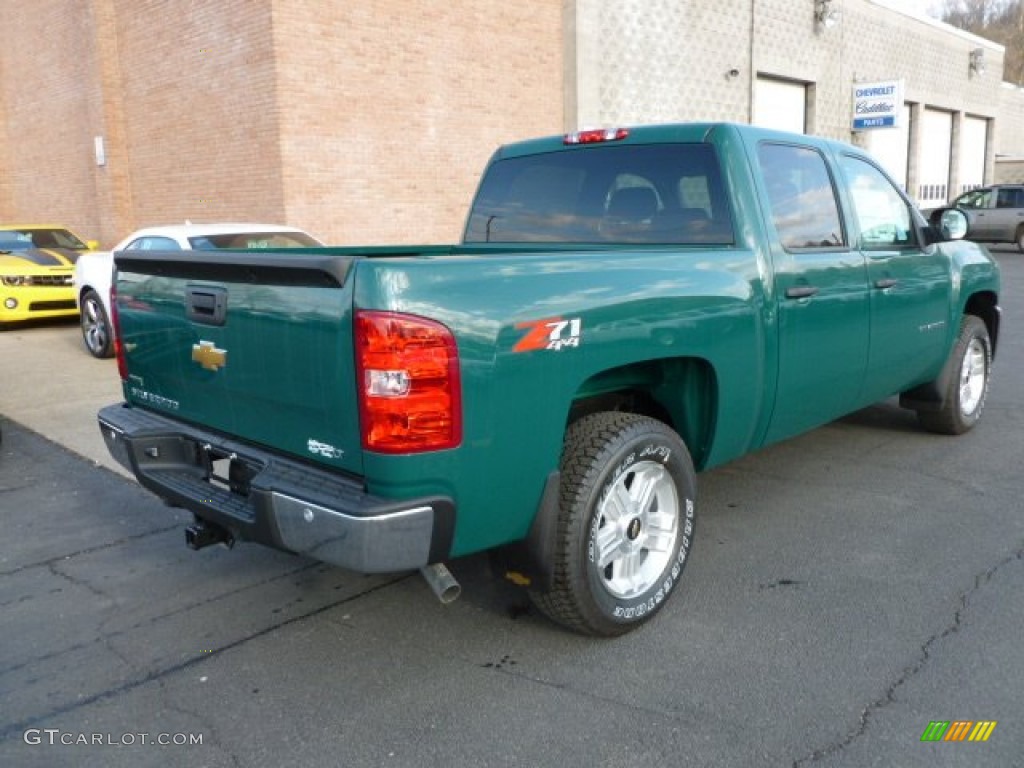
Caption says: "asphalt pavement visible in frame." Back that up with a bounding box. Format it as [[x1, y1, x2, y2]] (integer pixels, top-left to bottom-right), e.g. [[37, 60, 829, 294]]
[[1, 247, 1022, 767]]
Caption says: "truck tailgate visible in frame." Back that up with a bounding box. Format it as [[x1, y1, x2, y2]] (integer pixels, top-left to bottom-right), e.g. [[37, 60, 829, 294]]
[[113, 250, 364, 476]]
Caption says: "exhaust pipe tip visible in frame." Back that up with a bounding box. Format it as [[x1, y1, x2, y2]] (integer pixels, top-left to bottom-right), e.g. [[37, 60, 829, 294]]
[[420, 562, 461, 604]]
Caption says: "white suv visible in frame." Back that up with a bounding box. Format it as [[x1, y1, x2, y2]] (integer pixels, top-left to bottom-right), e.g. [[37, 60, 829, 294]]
[[74, 223, 321, 358]]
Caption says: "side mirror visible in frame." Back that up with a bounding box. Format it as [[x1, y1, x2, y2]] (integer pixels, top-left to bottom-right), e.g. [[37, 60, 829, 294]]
[[927, 208, 968, 242], [87, 239, 101, 250]]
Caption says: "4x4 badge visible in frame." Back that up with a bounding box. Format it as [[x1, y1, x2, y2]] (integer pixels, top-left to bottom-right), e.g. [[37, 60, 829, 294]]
[[192, 340, 227, 371]]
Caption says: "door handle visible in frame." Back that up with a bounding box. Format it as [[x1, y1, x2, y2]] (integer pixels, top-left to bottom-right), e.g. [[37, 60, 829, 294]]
[[874, 278, 898, 290], [785, 285, 819, 299]]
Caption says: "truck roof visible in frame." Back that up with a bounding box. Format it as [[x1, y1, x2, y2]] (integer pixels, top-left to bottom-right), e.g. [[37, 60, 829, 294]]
[[491, 122, 862, 162]]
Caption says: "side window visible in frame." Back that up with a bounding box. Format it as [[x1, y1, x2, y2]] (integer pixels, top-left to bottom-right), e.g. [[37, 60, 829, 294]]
[[139, 236, 182, 250], [840, 155, 916, 249], [996, 187, 1024, 209], [957, 189, 991, 209], [757, 143, 845, 249]]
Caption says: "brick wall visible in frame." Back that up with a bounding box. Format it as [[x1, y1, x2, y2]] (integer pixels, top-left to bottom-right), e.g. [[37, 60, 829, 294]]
[[0, 0, 562, 246], [108, 0, 285, 242], [270, 1, 564, 244], [0, 0, 103, 241], [0, 1, 1019, 246]]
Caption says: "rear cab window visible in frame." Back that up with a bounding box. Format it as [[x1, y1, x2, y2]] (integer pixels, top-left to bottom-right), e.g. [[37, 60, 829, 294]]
[[464, 143, 735, 245]]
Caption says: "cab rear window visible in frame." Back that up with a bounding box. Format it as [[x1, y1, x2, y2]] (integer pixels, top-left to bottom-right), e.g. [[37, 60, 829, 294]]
[[464, 144, 734, 245]]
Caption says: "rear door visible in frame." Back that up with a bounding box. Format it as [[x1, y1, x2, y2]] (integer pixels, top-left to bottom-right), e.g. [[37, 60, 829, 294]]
[[987, 186, 1024, 242], [756, 142, 870, 444]]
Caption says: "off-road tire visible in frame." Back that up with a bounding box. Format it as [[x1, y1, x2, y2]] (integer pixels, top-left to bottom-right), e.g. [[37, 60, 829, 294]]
[[917, 315, 991, 435], [529, 412, 696, 636]]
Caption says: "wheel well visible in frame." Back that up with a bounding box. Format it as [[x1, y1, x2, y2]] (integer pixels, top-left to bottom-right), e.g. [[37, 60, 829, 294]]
[[965, 291, 1000, 358], [567, 357, 717, 468]]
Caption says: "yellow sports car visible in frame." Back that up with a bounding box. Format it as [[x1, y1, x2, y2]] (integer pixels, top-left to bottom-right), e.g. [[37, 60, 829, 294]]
[[0, 225, 99, 324]]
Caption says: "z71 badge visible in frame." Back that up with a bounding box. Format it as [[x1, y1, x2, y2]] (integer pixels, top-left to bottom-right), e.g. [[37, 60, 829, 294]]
[[513, 317, 583, 352]]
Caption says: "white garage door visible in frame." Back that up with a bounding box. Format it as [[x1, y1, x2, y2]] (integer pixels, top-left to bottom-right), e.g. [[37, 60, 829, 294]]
[[918, 108, 953, 207], [753, 77, 806, 134], [864, 105, 910, 191], [958, 116, 988, 195]]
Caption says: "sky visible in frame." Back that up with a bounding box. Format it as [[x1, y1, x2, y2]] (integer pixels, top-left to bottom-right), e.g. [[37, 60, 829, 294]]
[[878, 0, 942, 17]]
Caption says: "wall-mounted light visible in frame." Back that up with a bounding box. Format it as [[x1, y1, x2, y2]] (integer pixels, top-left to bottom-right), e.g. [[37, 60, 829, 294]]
[[815, 0, 841, 31], [969, 48, 986, 78]]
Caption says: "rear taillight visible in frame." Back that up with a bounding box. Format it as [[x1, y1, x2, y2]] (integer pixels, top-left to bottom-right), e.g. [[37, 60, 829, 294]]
[[355, 310, 462, 453], [110, 282, 128, 381]]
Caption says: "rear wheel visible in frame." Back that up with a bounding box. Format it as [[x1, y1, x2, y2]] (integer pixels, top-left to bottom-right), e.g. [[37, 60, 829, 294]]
[[917, 315, 991, 435], [529, 412, 696, 636], [80, 289, 113, 359]]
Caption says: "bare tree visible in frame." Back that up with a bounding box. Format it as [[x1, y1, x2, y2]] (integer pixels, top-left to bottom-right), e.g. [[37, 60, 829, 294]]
[[938, 0, 1024, 84]]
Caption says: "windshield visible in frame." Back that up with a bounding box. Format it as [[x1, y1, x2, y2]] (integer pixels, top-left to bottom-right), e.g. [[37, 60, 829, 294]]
[[0, 228, 88, 250], [188, 232, 321, 250], [464, 143, 735, 245], [953, 189, 991, 209]]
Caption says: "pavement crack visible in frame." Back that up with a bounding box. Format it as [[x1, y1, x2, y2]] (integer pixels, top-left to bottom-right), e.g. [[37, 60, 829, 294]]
[[0, 573, 411, 740], [0, 524, 183, 578], [156, 678, 244, 768], [48, 559, 111, 601], [792, 542, 1024, 767], [0, 560, 323, 677], [484, 663, 679, 721]]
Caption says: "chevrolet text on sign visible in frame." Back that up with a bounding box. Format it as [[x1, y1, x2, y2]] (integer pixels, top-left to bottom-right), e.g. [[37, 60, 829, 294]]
[[852, 79, 904, 130]]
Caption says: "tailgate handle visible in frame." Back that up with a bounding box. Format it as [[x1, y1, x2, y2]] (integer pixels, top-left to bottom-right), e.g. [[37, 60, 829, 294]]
[[185, 285, 228, 326]]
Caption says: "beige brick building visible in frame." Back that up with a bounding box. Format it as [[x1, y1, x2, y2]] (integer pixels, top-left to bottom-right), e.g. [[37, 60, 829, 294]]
[[0, 0, 1021, 247]]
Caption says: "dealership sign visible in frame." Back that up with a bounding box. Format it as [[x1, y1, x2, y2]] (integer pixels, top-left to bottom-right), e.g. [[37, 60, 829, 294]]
[[852, 79, 904, 130]]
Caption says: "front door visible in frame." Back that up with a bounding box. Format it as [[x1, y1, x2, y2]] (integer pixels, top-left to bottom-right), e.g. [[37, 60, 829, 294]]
[[838, 154, 953, 403]]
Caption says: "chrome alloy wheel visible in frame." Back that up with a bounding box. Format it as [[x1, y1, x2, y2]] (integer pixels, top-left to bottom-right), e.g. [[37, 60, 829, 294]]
[[592, 460, 680, 599], [959, 336, 987, 416], [81, 292, 110, 357]]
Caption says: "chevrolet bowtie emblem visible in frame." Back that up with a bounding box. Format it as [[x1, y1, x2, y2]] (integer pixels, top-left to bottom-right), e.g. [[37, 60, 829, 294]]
[[192, 340, 227, 371]]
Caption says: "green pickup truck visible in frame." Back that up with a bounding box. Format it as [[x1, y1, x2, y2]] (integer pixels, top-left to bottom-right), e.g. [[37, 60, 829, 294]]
[[98, 123, 1000, 636]]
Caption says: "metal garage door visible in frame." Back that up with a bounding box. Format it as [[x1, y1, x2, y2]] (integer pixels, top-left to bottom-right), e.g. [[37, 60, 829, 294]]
[[864, 105, 910, 190], [918, 108, 953, 207], [753, 77, 806, 134], [958, 115, 988, 195]]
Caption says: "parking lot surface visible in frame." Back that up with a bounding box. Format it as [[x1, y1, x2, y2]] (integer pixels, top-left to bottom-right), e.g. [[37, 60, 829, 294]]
[[1, 247, 1022, 767]]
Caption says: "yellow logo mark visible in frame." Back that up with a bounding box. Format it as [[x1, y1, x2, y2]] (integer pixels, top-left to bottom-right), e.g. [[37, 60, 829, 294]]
[[192, 341, 227, 371], [967, 721, 998, 742]]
